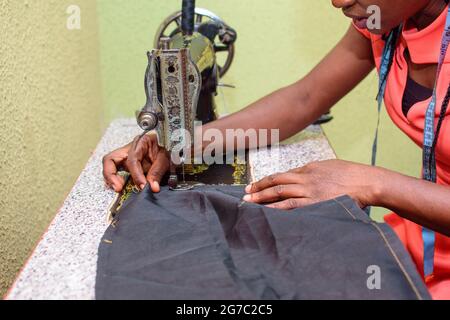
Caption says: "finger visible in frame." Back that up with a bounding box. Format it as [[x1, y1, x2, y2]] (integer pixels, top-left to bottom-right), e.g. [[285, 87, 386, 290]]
[[136, 133, 159, 163], [127, 136, 148, 190], [266, 198, 314, 210], [246, 172, 303, 194], [109, 174, 126, 192], [243, 184, 306, 204], [103, 155, 125, 192], [128, 158, 146, 190], [146, 151, 170, 193], [149, 134, 160, 163], [103, 156, 117, 186], [141, 159, 151, 174]]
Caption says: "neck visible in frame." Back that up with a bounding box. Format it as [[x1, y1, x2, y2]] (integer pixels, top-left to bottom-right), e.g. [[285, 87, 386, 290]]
[[410, 0, 447, 30]]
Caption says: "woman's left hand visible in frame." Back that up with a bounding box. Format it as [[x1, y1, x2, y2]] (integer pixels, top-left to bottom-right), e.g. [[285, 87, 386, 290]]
[[244, 159, 384, 210]]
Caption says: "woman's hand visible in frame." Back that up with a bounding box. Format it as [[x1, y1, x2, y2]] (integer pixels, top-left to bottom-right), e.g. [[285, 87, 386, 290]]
[[102, 133, 170, 193], [244, 159, 384, 210]]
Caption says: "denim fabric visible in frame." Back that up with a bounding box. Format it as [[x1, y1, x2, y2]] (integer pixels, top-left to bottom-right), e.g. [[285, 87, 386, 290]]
[[96, 185, 430, 300]]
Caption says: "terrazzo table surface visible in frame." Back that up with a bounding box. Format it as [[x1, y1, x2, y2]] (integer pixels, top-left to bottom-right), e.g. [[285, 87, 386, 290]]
[[6, 118, 336, 300]]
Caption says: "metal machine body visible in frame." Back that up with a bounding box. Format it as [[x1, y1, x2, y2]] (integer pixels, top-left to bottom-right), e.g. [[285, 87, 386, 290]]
[[136, 1, 238, 190], [140, 45, 202, 154]]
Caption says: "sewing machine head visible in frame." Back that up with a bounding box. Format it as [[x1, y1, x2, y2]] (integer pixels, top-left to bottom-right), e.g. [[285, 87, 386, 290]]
[[136, 0, 237, 190]]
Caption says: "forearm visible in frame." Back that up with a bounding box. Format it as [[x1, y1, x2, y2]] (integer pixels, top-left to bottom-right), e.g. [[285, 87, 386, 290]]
[[373, 168, 450, 236], [200, 25, 374, 152], [201, 80, 320, 150]]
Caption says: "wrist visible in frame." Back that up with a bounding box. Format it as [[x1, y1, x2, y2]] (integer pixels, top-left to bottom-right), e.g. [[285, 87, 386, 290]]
[[368, 166, 389, 207]]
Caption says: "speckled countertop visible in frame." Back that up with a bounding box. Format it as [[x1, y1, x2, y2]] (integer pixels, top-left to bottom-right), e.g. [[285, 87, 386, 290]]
[[6, 118, 336, 300]]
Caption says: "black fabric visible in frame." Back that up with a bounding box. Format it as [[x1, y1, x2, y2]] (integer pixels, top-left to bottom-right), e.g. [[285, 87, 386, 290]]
[[96, 185, 430, 300]]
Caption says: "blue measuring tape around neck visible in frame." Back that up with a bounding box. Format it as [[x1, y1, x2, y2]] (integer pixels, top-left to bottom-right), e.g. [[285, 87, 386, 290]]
[[375, 6, 450, 278]]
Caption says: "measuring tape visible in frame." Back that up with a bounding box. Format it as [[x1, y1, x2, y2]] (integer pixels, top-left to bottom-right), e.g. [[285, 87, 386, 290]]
[[374, 5, 450, 278]]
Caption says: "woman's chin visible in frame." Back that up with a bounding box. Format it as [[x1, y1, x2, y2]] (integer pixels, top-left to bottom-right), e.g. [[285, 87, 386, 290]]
[[352, 18, 391, 35]]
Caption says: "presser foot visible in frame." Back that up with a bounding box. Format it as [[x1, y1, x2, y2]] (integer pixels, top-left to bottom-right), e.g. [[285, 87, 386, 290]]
[[169, 181, 204, 191], [168, 172, 205, 191]]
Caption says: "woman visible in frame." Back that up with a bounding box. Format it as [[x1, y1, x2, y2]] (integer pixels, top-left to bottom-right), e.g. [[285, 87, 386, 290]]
[[103, 0, 450, 299]]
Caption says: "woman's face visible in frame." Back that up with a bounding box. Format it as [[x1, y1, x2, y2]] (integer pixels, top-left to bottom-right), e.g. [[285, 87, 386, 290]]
[[332, 0, 432, 34]]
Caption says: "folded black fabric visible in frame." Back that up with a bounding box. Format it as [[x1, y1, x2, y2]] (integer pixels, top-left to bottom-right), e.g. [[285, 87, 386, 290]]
[[96, 185, 430, 300]]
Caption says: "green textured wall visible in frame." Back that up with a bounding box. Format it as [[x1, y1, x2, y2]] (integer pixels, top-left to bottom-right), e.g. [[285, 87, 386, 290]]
[[97, 0, 422, 220], [0, 1, 103, 295]]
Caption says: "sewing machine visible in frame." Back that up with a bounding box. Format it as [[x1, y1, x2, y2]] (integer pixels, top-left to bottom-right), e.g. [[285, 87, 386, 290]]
[[136, 0, 241, 190]]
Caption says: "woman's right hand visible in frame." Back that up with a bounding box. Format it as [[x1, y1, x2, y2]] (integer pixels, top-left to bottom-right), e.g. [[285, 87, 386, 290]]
[[102, 133, 170, 193]]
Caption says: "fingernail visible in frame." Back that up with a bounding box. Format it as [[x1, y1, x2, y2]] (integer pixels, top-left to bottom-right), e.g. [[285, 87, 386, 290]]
[[243, 195, 251, 202], [140, 183, 146, 190], [151, 181, 160, 192], [245, 185, 252, 193]]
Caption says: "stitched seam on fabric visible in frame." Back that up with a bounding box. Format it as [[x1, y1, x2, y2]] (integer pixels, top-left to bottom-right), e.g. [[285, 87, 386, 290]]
[[332, 198, 358, 220], [333, 198, 423, 300], [370, 222, 423, 300]]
